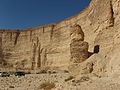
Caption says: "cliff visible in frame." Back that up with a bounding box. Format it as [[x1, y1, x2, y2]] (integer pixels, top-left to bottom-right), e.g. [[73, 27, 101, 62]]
[[0, 0, 120, 77]]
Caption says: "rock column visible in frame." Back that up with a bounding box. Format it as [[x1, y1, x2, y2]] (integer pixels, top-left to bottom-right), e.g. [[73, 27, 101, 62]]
[[70, 24, 88, 63]]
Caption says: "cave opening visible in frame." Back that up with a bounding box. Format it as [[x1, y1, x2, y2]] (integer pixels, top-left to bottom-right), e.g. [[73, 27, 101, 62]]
[[88, 45, 100, 58], [94, 45, 100, 53]]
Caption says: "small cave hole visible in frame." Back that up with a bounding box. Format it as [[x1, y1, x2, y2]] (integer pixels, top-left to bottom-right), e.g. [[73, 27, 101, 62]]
[[88, 45, 100, 58], [94, 45, 99, 53]]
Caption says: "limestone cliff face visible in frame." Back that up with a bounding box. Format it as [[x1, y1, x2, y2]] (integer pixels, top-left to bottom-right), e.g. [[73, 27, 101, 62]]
[[0, 0, 120, 76], [0, 24, 71, 69]]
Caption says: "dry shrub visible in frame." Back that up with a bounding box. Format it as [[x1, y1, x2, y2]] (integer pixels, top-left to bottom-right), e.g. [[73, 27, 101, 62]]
[[37, 67, 50, 74], [65, 76, 74, 82], [79, 76, 89, 82], [9, 86, 14, 88], [40, 82, 55, 90], [48, 70, 57, 74], [72, 76, 90, 83], [36, 69, 47, 74], [64, 70, 69, 73]]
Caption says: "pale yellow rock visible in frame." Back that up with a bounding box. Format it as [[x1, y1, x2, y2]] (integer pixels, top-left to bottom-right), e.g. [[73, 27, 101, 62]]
[[70, 24, 88, 63], [70, 24, 84, 41], [0, 0, 120, 89], [70, 40, 88, 63], [0, 0, 120, 78]]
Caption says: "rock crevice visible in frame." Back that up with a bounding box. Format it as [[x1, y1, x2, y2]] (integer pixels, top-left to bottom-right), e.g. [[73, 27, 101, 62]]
[[14, 31, 20, 45]]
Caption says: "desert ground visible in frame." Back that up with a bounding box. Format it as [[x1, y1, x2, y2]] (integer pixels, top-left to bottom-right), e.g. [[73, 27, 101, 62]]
[[1, 70, 120, 90]]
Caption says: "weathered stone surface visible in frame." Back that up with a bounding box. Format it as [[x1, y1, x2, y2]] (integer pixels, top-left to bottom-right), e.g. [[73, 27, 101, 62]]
[[70, 40, 88, 63], [70, 24, 88, 63], [0, 23, 71, 70], [68, 60, 94, 76], [1, 0, 120, 89], [70, 24, 84, 41], [0, 0, 120, 78]]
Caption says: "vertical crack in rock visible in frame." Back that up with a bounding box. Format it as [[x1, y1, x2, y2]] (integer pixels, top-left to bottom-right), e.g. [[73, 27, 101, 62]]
[[43, 49, 47, 66], [43, 27, 45, 33], [50, 25, 55, 39], [30, 31, 32, 41], [14, 31, 20, 45], [37, 45, 41, 68], [37, 44, 43, 68], [90, 63, 94, 73], [31, 37, 43, 69], [31, 43, 37, 70], [0, 37, 3, 65], [0, 37, 7, 67], [109, 0, 114, 27], [36, 37, 39, 46], [10, 32, 12, 41]]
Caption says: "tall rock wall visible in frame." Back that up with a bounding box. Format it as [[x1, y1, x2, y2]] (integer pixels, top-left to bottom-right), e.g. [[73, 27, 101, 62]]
[[0, 0, 120, 76], [0, 24, 71, 69]]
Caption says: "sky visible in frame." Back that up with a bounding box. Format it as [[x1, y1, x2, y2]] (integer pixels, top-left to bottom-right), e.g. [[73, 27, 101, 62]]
[[0, 0, 91, 29]]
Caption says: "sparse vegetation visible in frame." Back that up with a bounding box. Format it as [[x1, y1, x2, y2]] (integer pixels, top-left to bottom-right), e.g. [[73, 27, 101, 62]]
[[36, 67, 50, 74], [65, 76, 74, 82], [64, 70, 69, 73], [72, 76, 90, 84], [40, 69, 47, 73], [48, 70, 56, 74], [9, 86, 14, 88], [40, 82, 55, 90], [79, 76, 90, 82], [36, 69, 47, 74]]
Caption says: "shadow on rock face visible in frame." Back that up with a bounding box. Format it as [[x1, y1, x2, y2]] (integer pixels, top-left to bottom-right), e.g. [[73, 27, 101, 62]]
[[88, 45, 100, 58]]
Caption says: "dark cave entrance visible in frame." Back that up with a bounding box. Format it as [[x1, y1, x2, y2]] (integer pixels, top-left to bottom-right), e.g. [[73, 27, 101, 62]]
[[88, 45, 100, 57], [94, 45, 100, 53]]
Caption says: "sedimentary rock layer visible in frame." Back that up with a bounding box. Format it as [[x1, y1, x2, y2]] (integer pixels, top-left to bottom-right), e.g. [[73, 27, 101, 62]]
[[0, 0, 120, 77]]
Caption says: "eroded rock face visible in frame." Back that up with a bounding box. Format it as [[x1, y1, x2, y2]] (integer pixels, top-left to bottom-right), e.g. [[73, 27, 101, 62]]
[[0, 24, 71, 70], [69, 60, 94, 76], [70, 40, 88, 63], [70, 24, 84, 41], [0, 0, 120, 77], [68, 24, 90, 75], [70, 24, 88, 63]]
